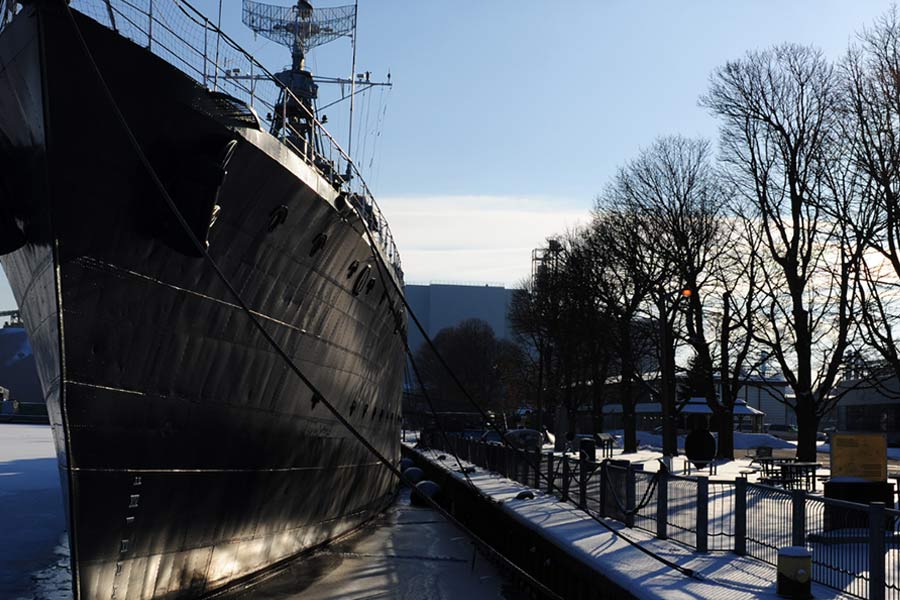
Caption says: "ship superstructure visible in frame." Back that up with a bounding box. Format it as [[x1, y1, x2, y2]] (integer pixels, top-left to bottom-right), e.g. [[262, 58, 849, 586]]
[[0, 0, 405, 597]]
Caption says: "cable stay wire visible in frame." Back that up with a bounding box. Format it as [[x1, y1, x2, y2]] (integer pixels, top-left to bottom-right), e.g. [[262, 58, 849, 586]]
[[60, 6, 565, 597]]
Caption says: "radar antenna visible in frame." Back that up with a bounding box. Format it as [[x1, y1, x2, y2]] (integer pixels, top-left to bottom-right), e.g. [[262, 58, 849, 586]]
[[242, 0, 355, 71], [241, 0, 356, 161]]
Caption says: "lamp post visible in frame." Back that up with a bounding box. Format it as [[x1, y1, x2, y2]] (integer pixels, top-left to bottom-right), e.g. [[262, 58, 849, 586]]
[[658, 286, 691, 457]]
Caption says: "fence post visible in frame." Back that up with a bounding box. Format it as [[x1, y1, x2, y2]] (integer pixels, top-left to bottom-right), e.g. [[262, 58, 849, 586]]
[[791, 489, 806, 548], [697, 476, 708, 553], [599, 461, 608, 517], [546, 452, 555, 494], [869, 502, 886, 600], [562, 457, 571, 502], [625, 465, 636, 528], [579, 452, 589, 509], [533, 450, 541, 489], [734, 477, 747, 556], [656, 468, 668, 540]]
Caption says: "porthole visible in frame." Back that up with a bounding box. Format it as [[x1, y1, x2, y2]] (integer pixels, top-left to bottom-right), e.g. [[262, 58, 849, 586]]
[[352, 265, 373, 296]]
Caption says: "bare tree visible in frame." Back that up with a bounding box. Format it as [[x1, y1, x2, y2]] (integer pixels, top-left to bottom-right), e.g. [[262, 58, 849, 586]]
[[703, 44, 865, 461], [612, 135, 759, 459], [842, 8, 900, 387], [587, 204, 668, 453]]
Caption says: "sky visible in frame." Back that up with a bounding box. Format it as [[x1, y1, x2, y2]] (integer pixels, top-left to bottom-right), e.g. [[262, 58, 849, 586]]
[[0, 0, 896, 308]]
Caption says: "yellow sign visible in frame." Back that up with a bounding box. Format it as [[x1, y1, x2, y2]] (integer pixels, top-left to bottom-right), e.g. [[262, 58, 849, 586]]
[[830, 433, 887, 482]]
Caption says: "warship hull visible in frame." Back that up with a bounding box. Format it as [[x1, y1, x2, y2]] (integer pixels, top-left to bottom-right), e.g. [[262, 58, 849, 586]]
[[0, 4, 404, 598]]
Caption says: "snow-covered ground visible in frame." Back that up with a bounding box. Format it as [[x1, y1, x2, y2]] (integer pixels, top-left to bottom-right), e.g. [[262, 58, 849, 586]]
[[0, 424, 69, 599], [409, 444, 856, 599]]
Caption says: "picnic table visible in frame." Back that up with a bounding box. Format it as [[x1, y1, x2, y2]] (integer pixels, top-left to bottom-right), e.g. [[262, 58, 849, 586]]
[[780, 462, 822, 491], [755, 456, 795, 477]]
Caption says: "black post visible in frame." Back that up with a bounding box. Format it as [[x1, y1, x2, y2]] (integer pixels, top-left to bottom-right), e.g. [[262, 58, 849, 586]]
[[625, 465, 636, 528], [791, 489, 806, 548], [734, 477, 747, 555], [562, 457, 571, 502], [656, 468, 668, 540], [869, 502, 886, 600], [579, 451, 588, 509], [546, 452, 555, 494], [599, 461, 608, 517], [697, 476, 708, 552]]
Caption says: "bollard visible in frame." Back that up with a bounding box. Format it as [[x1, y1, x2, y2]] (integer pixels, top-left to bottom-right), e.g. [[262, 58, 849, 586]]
[[777, 547, 812, 599]]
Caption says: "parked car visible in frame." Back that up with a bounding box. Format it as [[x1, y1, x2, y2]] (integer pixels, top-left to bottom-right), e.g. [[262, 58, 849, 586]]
[[479, 430, 504, 445], [505, 428, 542, 451], [766, 423, 798, 441]]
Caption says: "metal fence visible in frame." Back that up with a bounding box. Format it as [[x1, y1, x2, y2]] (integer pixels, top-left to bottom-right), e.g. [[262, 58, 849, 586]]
[[428, 434, 899, 600], [44, 0, 402, 279]]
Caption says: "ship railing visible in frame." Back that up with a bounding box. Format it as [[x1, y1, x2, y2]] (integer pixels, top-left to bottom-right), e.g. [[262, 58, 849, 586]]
[[67, 0, 403, 280], [0, 0, 18, 31]]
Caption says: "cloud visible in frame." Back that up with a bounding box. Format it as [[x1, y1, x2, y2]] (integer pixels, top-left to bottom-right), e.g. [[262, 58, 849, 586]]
[[378, 195, 589, 286]]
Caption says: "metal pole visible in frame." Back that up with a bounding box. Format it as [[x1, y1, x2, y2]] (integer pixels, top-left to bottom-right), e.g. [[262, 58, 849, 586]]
[[696, 477, 709, 552], [791, 489, 806, 547], [147, 0, 153, 50], [347, 0, 359, 159], [578, 451, 588, 509], [656, 468, 668, 540], [203, 18, 208, 88], [870, 502, 886, 600], [734, 478, 747, 555], [213, 0, 222, 92], [546, 452, 554, 494], [625, 466, 636, 528]]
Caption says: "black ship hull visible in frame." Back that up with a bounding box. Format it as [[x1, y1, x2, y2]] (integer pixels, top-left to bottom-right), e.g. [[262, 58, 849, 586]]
[[0, 4, 404, 598]]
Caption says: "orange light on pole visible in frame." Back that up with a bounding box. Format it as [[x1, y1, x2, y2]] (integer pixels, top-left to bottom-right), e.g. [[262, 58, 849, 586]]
[[681, 288, 692, 298]]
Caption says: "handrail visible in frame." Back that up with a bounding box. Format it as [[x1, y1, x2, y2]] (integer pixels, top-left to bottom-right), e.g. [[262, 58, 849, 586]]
[[66, 0, 402, 279]]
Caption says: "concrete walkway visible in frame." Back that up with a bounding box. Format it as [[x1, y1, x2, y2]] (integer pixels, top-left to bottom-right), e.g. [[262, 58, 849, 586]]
[[219, 489, 516, 600]]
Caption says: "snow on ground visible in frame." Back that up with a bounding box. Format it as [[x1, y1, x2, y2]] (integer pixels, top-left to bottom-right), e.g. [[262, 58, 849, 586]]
[[409, 444, 854, 599], [613, 429, 795, 451], [0, 424, 70, 599]]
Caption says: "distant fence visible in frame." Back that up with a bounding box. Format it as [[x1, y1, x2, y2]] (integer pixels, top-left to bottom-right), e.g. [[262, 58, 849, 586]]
[[428, 434, 900, 600]]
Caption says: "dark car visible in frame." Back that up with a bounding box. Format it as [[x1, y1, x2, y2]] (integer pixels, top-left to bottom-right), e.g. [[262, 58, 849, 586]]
[[479, 430, 504, 445], [505, 428, 542, 451]]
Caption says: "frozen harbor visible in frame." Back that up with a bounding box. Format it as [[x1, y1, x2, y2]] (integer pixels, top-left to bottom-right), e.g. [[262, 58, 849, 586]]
[[0, 424, 514, 600], [0, 424, 68, 600]]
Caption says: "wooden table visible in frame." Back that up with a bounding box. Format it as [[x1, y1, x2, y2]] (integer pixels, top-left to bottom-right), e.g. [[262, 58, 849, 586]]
[[780, 462, 822, 491]]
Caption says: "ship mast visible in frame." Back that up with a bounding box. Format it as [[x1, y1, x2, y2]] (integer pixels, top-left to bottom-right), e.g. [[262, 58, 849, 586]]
[[241, 0, 389, 168]]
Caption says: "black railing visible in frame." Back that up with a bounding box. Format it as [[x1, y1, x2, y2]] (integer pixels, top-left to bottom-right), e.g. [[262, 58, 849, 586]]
[[425, 433, 899, 599]]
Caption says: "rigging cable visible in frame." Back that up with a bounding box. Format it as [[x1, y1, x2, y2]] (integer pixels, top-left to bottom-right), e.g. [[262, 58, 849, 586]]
[[60, 5, 564, 598]]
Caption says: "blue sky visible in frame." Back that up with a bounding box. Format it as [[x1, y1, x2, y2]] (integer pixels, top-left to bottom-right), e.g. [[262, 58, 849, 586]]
[[0, 0, 895, 307]]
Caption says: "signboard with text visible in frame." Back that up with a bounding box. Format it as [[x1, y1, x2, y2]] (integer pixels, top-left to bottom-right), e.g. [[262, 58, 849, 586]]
[[830, 433, 887, 482]]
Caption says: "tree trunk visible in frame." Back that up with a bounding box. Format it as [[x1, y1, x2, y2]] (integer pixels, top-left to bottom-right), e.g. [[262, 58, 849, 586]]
[[716, 410, 734, 460], [795, 396, 820, 462]]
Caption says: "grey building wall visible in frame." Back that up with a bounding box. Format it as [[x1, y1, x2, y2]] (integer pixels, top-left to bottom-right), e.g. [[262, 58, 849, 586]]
[[404, 284, 514, 354]]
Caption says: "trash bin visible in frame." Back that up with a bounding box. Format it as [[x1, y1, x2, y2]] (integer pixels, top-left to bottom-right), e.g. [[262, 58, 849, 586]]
[[579, 438, 596, 461], [777, 546, 812, 599]]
